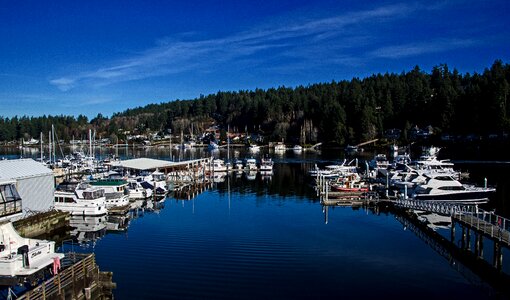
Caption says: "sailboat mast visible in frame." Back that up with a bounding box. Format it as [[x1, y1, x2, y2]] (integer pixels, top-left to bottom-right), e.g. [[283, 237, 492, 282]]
[[48, 130, 52, 164], [88, 129, 93, 159], [52, 125, 56, 163], [40, 132, 43, 162], [227, 125, 230, 163]]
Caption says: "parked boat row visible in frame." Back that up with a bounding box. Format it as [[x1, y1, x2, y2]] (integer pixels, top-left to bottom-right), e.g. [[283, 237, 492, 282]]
[[210, 157, 274, 173], [313, 147, 495, 205]]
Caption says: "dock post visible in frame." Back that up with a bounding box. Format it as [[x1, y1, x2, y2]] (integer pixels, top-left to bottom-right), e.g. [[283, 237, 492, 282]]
[[474, 232, 484, 258], [466, 228, 471, 251], [461, 226, 466, 249], [451, 220, 456, 243], [493, 241, 503, 271]]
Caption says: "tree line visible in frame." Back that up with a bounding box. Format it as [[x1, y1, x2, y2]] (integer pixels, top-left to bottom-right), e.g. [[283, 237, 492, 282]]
[[1, 60, 509, 146]]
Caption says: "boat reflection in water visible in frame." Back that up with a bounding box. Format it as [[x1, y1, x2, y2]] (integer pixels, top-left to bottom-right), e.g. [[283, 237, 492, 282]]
[[68, 215, 107, 246]]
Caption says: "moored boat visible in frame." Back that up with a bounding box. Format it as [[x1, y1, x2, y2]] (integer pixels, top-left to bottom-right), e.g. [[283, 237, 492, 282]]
[[0, 222, 65, 286], [54, 182, 107, 216], [89, 179, 130, 208], [411, 174, 495, 204]]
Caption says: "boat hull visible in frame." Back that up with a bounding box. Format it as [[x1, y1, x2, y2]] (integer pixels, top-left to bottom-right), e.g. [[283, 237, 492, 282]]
[[413, 190, 494, 204]]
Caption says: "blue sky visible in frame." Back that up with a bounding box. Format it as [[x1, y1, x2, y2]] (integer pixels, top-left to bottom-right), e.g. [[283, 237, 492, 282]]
[[1, 0, 509, 118]]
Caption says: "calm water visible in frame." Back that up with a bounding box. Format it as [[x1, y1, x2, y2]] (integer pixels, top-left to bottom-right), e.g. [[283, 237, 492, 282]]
[[2, 146, 510, 299]]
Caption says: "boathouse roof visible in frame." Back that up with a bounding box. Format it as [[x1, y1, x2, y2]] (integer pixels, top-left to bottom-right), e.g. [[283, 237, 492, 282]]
[[108, 157, 210, 172], [108, 158, 174, 171], [0, 158, 53, 180]]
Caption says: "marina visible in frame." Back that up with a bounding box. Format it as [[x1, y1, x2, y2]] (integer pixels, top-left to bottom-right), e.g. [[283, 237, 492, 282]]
[[1, 145, 509, 299]]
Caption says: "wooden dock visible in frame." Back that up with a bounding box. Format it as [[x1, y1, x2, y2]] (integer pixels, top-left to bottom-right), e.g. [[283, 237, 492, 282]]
[[17, 253, 115, 300], [454, 213, 510, 246]]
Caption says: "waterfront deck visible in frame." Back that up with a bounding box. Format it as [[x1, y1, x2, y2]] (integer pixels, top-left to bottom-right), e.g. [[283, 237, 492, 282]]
[[16, 253, 115, 300], [454, 212, 510, 246]]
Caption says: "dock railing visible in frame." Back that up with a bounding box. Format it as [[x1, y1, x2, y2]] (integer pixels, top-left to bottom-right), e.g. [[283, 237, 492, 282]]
[[452, 206, 510, 239]]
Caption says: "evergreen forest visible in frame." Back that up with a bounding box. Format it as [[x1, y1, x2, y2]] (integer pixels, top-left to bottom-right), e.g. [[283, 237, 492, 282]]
[[1, 60, 509, 146]]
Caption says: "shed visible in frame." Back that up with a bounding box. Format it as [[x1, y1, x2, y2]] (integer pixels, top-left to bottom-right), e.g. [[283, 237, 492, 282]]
[[0, 159, 54, 218]]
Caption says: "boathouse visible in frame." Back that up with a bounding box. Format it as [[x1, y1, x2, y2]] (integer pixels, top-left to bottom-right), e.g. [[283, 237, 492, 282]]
[[0, 158, 54, 220], [108, 157, 211, 174]]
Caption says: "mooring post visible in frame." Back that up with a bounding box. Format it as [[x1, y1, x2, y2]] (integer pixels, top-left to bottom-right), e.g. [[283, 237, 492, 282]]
[[493, 241, 503, 271], [466, 228, 471, 251], [461, 226, 466, 249], [451, 219, 456, 243]]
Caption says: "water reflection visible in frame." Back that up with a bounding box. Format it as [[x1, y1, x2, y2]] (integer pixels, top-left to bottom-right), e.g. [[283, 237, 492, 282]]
[[69, 215, 107, 246]]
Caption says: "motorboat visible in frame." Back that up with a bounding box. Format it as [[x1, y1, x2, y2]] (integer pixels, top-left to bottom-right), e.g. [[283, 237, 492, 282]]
[[259, 157, 274, 172], [292, 145, 303, 153], [89, 179, 130, 208], [274, 142, 286, 152], [54, 182, 107, 216], [244, 158, 258, 171], [248, 144, 261, 152], [330, 173, 369, 194], [211, 159, 228, 173], [0, 222, 65, 285], [127, 178, 153, 200], [412, 174, 495, 204], [234, 159, 244, 172], [369, 154, 390, 177], [140, 171, 168, 196]]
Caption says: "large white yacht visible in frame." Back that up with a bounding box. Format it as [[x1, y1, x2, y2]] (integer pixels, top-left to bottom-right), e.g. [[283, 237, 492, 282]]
[[412, 174, 495, 204], [54, 182, 107, 216]]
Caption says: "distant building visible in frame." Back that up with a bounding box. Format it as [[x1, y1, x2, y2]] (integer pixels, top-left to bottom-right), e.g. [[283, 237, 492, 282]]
[[0, 158, 54, 221]]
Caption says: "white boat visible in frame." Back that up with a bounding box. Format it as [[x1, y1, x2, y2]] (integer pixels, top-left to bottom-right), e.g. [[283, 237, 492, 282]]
[[369, 154, 390, 176], [127, 178, 153, 200], [0, 222, 65, 285], [292, 145, 303, 152], [260, 157, 274, 172], [411, 174, 495, 204], [274, 142, 286, 152], [54, 182, 107, 216], [89, 179, 130, 208], [234, 159, 244, 172], [249, 144, 261, 152], [244, 158, 258, 171], [212, 159, 228, 172], [140, 171, 168, 196]]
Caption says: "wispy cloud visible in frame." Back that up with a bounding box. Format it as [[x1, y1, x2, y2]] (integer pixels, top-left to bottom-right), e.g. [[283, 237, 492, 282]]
[[368, 38, 477, 59], [49, 2, 461, 91]]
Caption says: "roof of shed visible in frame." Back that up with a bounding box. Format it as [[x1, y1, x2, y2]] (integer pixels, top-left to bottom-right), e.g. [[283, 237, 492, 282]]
[[0, 159, 53, 180]]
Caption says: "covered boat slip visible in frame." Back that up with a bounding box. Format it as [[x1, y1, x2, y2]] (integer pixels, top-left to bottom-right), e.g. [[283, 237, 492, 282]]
[[107, 157, 211, 175]]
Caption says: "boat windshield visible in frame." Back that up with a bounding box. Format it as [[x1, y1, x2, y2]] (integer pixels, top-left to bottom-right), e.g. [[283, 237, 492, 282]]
[[83, 189, 105, 199]]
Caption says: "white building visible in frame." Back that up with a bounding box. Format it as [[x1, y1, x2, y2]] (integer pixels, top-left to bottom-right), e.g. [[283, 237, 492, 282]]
[[0, 158, 54, 220]]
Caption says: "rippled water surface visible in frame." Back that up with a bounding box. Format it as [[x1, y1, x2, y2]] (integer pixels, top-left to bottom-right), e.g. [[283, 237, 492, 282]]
[[2, 146, 509, 299], [74, 164, 501, 299]]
